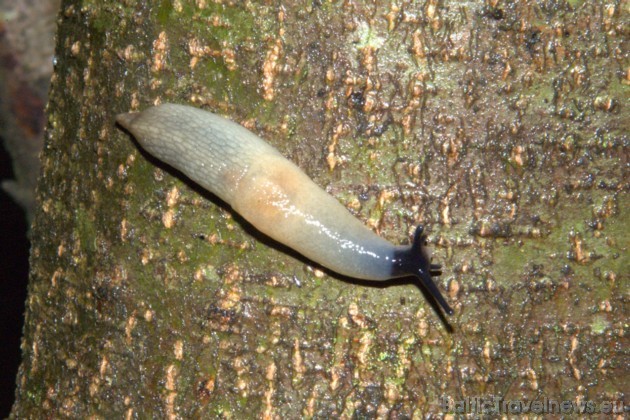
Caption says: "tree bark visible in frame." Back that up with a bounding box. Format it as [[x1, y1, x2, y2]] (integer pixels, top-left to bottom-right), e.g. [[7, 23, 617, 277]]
[[13, 0, 627, 417]]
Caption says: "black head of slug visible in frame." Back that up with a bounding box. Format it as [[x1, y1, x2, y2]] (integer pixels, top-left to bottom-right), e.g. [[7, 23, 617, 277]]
[[393, 226, 453, 315]]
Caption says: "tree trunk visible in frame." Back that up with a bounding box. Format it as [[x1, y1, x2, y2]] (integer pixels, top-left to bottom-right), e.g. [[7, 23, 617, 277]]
[[13, 0, 627, 417]]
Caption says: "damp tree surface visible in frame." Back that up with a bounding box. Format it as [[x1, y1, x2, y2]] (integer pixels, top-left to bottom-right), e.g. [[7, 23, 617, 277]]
[[13, 1, 627, 417]]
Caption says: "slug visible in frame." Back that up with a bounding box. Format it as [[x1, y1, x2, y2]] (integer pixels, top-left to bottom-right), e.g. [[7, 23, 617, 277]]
[[116, 104, 453, 315]]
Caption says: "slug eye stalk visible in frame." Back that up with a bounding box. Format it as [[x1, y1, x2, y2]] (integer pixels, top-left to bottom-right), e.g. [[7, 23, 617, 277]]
[[393, 226, 453, 316], [418, 264, 453, 315]]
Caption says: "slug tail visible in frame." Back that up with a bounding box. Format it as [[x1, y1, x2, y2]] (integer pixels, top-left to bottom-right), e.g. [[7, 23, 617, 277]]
[[396, 226, 453, 315], [115, 112, 141, 131]]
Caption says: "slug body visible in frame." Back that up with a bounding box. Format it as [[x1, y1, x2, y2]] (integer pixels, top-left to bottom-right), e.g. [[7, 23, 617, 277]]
[[117, 104, 452, 315]]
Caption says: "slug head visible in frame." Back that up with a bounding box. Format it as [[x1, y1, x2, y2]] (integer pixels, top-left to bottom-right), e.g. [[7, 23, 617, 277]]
[[394, 226, 453, 315]]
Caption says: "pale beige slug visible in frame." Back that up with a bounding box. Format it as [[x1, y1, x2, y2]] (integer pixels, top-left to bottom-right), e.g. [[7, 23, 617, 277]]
[[116, 104, 452, 315]]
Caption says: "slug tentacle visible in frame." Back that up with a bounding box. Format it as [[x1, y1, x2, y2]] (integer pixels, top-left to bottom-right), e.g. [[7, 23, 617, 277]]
[[116, 103, 453, 316], [392, 226, 453, 315]]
